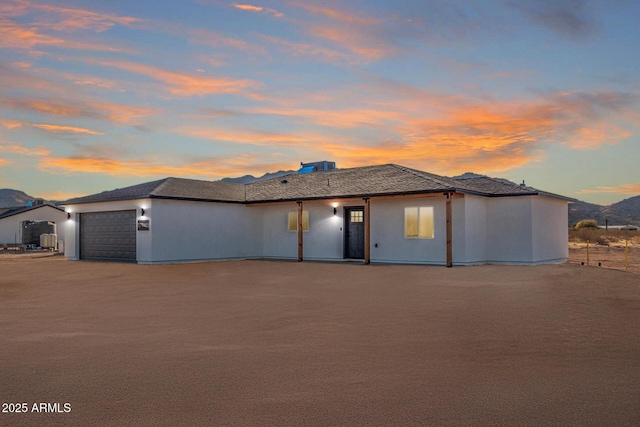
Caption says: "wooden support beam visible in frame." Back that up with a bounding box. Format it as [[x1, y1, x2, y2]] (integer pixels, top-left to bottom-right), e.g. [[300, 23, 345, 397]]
[[445, 192, 453, 267], [297, 201, 303, 262], [364, 197, 371, 265]]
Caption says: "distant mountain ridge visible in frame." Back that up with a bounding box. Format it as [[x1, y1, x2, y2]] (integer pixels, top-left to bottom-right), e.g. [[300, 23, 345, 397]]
[[0, 188, 36, 208], [221, 170, 295, 184], [569, 195, 640, 227]]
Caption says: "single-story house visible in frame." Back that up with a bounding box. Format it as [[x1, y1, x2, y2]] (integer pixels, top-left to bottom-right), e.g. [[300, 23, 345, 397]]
[[0, 204, 66, 246], [60, 164, 571, 266]]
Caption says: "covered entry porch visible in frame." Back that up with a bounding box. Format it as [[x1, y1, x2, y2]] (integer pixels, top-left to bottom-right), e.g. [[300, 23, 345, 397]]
[[249, 192, 458, 266]]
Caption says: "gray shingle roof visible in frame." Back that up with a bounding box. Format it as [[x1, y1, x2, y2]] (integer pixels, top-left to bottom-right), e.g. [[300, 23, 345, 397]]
[[60, 164, 571, 205], [61, 177, 245, 205], [245, 164, 455, 202], [452, 174, 573, 200], [453, 176, 538, 196]]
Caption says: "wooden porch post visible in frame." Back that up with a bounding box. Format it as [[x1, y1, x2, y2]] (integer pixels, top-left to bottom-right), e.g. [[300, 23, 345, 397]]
[[364, 197, 371, 264], [445, 192, 453, 267], [297, 201, 303, 262]]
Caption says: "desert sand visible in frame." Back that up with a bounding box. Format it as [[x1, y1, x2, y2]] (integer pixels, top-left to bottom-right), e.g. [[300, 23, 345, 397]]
[[1, 255, 639, 426]]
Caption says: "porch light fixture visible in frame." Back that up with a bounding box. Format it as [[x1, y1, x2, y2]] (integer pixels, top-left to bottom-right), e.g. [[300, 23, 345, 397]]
[[141, 208, 145, 216], [333, 207, 337, 215], [67, 212, 71, 219]]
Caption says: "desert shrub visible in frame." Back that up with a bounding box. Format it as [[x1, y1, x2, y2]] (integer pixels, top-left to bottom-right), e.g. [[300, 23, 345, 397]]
[[575, 219, 599, 230], [571, 228, 598, 243], [570, 228, 640, 245]]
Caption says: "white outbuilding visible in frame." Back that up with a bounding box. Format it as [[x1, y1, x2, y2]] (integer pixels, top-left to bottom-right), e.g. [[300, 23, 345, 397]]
[[0, 204, 66, 246], [60, 164, 571, 266]]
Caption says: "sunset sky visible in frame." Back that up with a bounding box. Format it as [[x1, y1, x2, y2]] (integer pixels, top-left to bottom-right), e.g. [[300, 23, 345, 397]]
[[1, 0, 638, 204]]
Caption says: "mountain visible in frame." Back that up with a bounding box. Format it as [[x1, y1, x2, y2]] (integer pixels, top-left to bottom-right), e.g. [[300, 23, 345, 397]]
[[0, 189, 36, 208], [221, 170, 295, 184], [604, 196, 640, 226], [569, 195, 640, 227]]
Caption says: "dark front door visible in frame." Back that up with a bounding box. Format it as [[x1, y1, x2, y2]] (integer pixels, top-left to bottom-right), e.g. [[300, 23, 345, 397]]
[[344, 207, 365, 259]]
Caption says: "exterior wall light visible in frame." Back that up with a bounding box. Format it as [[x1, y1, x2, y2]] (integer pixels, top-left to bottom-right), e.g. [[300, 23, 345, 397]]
[[141, 208, 145, 216], [67, 212, 71, 219], [333, 207, 337, 215]]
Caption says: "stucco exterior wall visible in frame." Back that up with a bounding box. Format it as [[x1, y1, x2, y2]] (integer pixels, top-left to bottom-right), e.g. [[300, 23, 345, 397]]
[[146, 199, 260, 263], [369, 196, 447, 265], [256, 200, 360, 261], [0, 206, 67, 245], [303, 201, 348, 260], [531, 196, 569, 263], [460, 195, 488, 264], [257, 204, 298, 260], [62, 192, 568, 266], [486, 196, 534, 264], [257, 196, 451, 264]]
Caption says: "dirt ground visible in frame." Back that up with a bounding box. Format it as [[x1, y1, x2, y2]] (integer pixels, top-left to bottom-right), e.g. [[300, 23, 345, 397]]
[[1, 255, 640, 426], [568, 244, 640, 274]]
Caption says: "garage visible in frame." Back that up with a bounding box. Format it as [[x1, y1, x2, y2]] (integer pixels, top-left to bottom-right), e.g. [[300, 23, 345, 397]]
[[80, 210, 137, 262]]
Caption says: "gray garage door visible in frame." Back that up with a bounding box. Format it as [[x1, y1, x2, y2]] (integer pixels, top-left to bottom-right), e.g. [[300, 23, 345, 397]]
[[80, 210, 137, 262]]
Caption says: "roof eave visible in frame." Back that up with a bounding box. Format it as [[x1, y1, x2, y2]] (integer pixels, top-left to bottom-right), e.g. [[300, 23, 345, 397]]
[[59, 195, 152, 206], [0, 204, 64, 219], [245, 188, 456, 204], [148, 195, 245, 204]]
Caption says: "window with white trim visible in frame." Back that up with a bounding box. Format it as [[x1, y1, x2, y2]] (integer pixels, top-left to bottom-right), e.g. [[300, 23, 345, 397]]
[[404, 207, 434, 239], [287, 211, 309, 231]]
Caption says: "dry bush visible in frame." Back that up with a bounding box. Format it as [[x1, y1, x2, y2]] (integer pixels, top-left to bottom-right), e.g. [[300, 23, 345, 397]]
[[575, 219, 599, 230]]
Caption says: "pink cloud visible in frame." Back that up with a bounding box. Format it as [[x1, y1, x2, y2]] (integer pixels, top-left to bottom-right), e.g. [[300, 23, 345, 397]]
[[289, 1, 397, 61], [38, 154, 293, 180], [233, 3, 283, 18], [189, 28, 266, 55], [92, 59, 260, 97], [259, 34, 350, 62], [579, 183, 640, 195], [0, 141, 50, 156], [32, 124, 103, 135], [0, 16, 133, 53], [176, 127, 308, 146], [1, 96, 157, 124]]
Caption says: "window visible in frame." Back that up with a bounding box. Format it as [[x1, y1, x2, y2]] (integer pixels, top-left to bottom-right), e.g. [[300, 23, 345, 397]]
[[350, 210, 363, 223], [405, 207, 434, 239], [288, 211, 309, 231]]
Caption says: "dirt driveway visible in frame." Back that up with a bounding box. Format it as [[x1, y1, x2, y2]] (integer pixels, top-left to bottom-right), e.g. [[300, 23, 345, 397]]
[[1, 256, 639, 426]]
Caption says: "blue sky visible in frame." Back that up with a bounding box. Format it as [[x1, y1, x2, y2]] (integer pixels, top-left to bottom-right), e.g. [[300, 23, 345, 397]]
[[0, 0, 638, 204]]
